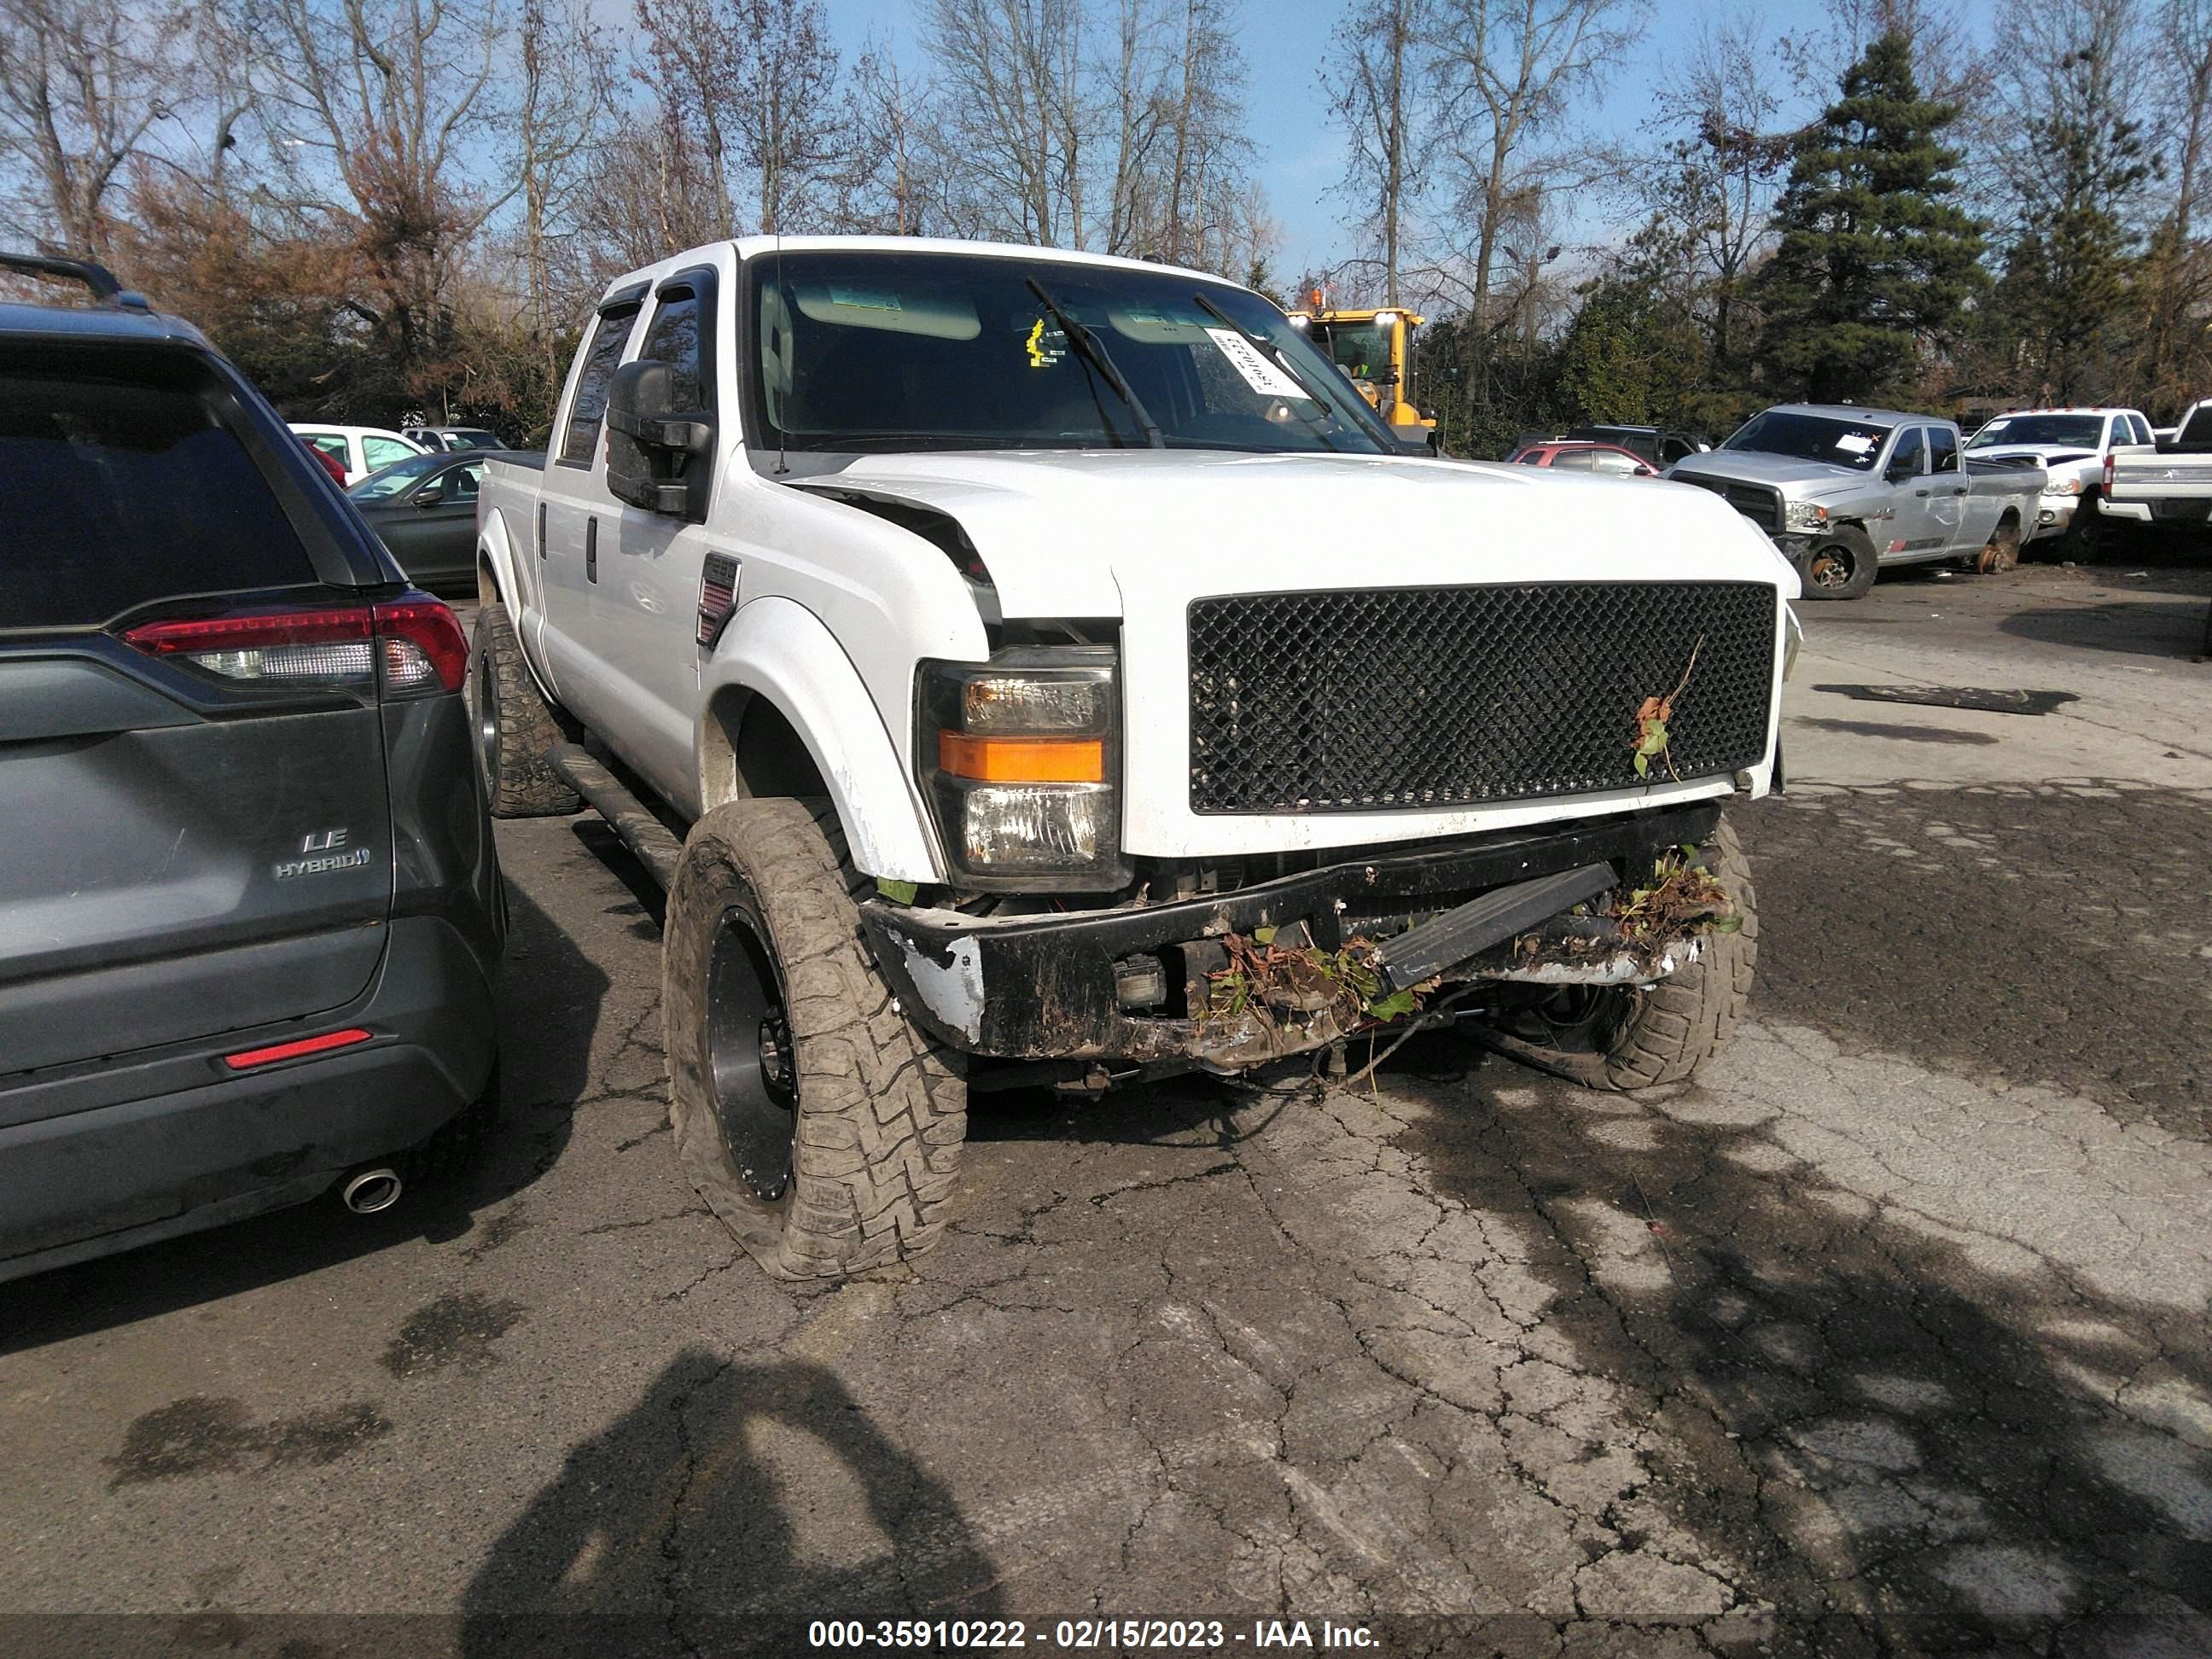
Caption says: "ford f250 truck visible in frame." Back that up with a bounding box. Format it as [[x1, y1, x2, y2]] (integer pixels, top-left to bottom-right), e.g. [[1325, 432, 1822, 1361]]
[[1669, 404, 2046, 598], [473, 237, 1798, 1278]]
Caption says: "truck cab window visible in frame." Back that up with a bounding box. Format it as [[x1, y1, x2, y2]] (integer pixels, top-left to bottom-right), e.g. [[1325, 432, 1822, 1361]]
[[637, 288, 709, 413], [1890, 428, 1926, 474], [1928, 426, 1958, 474], [560, 304, 642, 465]]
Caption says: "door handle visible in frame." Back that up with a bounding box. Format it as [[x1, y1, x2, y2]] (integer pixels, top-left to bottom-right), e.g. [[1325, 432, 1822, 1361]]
[[585, 516, 598, 584], [1915, 488, 1930, 496], [1952, 487, 1968, 496]]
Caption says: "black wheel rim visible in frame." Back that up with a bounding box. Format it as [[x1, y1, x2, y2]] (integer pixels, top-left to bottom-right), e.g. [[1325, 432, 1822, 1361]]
[[706, 903, 797, 1202], [469, 626, 501, 798], [1500, 984, 1636, 1052]]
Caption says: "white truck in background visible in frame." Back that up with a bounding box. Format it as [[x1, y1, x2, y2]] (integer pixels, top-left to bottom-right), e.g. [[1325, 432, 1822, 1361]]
[[2102, 399, 2212, 541], [1962, 406, 2156, 553], [470, 236, 1797, 1278]]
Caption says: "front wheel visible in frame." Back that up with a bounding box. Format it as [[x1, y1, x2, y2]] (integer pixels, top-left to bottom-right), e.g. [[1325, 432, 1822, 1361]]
[[1470, 820, 1758, 1090], [662, 799, 966, 1278], [1975, 519, 2023, 573], [1794, 527, 1878, 600]]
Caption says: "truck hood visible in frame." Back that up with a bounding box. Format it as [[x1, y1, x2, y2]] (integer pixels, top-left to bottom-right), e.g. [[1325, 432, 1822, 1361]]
[[1969, 445, 2094, 469], [800, 448, 1799, 616], [1669, 449, 1872, 496]]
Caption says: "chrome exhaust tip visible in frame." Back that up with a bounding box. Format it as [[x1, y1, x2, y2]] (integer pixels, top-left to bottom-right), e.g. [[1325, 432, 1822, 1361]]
[[341, 1167, 403, 1214]]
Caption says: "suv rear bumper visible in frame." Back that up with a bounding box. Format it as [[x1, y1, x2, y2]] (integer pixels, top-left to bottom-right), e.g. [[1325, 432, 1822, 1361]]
[[0, 916, 496, 1283], [859, 801, 1722, 1072]]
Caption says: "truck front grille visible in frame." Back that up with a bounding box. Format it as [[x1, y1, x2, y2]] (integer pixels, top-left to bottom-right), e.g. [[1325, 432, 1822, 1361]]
[[1674, 474, 1782, 533], [1187, 582, 1777, 814]]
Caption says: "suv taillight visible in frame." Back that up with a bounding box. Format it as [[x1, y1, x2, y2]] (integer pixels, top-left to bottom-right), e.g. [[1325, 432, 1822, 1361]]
[[123, 591, 467, 698]]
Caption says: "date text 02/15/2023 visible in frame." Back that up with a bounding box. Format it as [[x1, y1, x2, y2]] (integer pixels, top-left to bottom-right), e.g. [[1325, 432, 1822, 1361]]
[[806, 1618, 1380, 1649]]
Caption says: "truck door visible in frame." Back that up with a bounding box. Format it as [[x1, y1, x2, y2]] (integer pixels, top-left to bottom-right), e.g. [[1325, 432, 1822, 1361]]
[[533, 286, 645, 723], [1925, 426, 1970, 550], [0, 342, 393, 1086], [601, 266, 721, 812], [1883, 426, 1936, 555]]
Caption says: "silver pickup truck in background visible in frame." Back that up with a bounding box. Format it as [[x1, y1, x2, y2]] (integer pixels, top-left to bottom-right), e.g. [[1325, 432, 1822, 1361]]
[[2102, 399, 2212, 538], [1668, 405, 2046, 599]]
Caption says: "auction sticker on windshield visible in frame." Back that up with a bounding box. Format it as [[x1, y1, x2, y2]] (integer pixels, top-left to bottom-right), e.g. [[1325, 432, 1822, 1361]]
[[1834, 432, 1876, 455], [1204, 329, 1311, 400]]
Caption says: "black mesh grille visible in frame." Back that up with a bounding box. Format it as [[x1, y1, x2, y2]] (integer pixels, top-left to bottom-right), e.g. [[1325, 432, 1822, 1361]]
[[1675, 474, 1783, 532], [1187, 582, 1776, 814]]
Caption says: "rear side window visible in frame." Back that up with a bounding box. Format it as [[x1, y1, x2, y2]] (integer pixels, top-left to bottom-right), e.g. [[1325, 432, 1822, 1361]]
[[1929, 426, 1959, 473], [1550, 451, 1599, 470], [0, 360, 315, 630], [561, 305, 642, 464]]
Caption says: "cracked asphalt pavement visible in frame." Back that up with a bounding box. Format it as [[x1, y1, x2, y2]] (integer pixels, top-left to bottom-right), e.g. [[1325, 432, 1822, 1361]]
[[2, 553, 2208, 1656]]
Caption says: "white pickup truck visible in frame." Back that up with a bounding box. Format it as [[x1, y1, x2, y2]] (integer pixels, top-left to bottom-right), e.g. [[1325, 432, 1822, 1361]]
[[472, 236, 1798, 1278], [1963, 406, 2156, 550], [2102, 399, 2212, 538]]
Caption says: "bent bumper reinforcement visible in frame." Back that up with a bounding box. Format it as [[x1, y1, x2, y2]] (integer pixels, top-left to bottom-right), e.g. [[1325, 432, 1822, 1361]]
[[859, 801, 1723, 1066]]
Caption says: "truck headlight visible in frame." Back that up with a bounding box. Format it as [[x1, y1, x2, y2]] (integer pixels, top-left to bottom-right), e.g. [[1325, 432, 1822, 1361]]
[[918, 646, 1126, 889], [2042, 477, 2081, 497], [1783, 500, 1831, 533]]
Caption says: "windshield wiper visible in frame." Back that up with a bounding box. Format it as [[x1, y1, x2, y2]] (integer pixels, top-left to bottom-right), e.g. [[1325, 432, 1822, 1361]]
[[1025, 276, 1165, 450]]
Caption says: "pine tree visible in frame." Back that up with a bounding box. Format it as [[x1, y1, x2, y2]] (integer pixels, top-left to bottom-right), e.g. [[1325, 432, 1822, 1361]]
[[1995, 46, 2151, 403], [1751, 32, 1987, 404]]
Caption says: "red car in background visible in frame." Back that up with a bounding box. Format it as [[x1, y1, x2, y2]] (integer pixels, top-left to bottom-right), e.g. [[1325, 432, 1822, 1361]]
[[1505, 440, 1660, 476]]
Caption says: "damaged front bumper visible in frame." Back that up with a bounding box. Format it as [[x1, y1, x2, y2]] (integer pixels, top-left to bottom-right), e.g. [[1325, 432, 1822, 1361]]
[[859, 801, 1725, 1071]]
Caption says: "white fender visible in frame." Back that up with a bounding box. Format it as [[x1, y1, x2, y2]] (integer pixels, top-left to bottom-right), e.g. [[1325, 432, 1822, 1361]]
[[701, 596, 944, 884]]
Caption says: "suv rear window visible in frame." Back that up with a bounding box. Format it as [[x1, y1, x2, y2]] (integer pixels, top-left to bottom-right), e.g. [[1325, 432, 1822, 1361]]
[[0, 354, 315, 629]]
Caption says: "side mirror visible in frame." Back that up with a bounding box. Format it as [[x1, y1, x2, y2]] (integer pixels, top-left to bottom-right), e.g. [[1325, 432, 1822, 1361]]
[[606, 359, 715, 521], [1884, 462, 1915, 483], [410, 480, 445, 508], [1634, 464, 1655, 476]]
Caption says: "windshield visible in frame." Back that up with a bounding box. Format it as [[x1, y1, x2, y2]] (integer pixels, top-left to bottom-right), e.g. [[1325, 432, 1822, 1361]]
[[445, 429, 501, 449], [1312, 321, 1388, 379], [1967, 414, 2104, 450], [349, 452, 445, 501], [1723, 410, 1893, 471], [749, 251, 1394, 456]]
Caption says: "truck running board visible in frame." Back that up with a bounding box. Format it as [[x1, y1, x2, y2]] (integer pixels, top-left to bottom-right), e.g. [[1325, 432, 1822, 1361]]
[[549, 743, 684, 890], [1371, 862, 1617, 992]]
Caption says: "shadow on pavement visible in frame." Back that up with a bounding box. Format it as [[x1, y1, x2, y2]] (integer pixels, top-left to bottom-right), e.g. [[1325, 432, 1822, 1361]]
[[1999, 597, 2212, 659], [461, 1352, 1003, 1656], [0, 882, 601, 1354]]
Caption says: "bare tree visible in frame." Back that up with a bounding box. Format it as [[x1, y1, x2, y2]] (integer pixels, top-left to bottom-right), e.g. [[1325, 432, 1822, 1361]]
[[1324, 0, 1429, 303], [515, 0, 610, 377], [924, 0, 1090, 245], [0, 0, 193, 256], [1425, 0, 1644, 333], [2135, 0, 2212, 406], [841, 45, 934, 234]]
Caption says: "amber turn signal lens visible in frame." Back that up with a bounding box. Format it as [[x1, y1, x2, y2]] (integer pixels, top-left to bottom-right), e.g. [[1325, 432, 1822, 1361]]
[[937, 731, 1105, 783]]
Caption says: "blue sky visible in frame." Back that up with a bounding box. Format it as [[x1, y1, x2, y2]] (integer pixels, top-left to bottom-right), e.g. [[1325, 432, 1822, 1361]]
[[818, 0, 1851, 276]]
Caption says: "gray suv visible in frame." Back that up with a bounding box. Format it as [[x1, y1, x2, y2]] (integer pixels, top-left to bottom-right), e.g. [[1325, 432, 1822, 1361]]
[[0, 254, 503, 1282]]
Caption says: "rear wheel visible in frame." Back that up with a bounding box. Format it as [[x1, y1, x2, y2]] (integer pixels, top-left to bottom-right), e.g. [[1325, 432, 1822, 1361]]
[[1975, 517, 2023, 573], [663, 799, 966, 1278], [1470, 820, 1757, 1090], [1796, 526, 1878, 600], [469, 601, 579, 818]]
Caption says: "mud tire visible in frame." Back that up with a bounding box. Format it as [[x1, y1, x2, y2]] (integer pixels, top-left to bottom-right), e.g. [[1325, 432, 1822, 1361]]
[[1471, 820, 1757, 1091], [1795, 526, 1879, 600], [470, 602, 579, 817], [663, 798, 966, 1278]]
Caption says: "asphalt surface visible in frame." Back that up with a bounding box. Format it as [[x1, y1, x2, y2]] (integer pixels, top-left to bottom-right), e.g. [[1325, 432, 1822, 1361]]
[[2, 544, 2209, 1657]]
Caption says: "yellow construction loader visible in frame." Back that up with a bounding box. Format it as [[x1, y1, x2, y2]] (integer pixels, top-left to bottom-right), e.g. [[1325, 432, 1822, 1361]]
[[1288, 294, 1440, 452]]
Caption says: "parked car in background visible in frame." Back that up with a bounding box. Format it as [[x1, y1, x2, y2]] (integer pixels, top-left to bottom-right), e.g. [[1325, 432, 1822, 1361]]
[[1565, 424, 1709, 468], [404, 425, 505, 452], [1505, 439, 1661, 476], [349, 448, 543, 593], [290, 422, 428, 484], [2101, 399, 2212, 542], [0, 253, 503, 1284], [1964, 407, 2155, 551], [1669, 404, 2046, 598]]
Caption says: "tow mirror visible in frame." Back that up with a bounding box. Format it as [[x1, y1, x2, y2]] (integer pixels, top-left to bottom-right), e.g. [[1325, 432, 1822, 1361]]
[[606, 359, 715, 521]]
